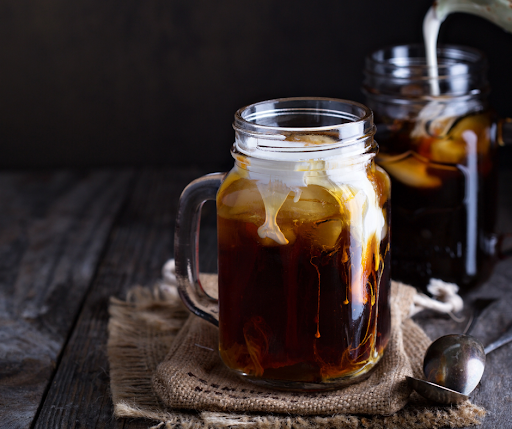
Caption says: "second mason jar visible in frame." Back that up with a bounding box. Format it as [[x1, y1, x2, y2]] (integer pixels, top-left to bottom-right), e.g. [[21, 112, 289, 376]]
[[363, 44, 499, 292], [175, 97, 391, 390]]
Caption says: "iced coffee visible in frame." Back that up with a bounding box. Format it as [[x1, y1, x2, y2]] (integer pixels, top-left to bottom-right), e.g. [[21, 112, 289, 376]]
[[375, 110, 496, 289], [175, 98, 392, 390], [216, 132, 391, 388], [364, 45, 498, 292]]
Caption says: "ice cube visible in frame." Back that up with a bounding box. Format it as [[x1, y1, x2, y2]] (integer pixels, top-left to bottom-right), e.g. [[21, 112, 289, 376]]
[[379, 153, 442, 188], [278, 184, 342, 223], [428, 113, 491, 164], [311, 219, 342, 250], [285, 134, 337, 146], [449, 114, 490, 142], [217, 177, 266, 225], [429, 137, 467, 164]]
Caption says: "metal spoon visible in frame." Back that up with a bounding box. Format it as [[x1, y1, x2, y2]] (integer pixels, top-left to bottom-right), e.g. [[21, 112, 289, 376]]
[[462, 298, 497, 335], [407, 298, 498, 404], [407, 323, 512, 404], [417, 298, 498, 400]]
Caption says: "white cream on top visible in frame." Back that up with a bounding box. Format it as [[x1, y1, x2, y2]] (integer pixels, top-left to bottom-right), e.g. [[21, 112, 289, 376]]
[[237, 134, 385, 264]]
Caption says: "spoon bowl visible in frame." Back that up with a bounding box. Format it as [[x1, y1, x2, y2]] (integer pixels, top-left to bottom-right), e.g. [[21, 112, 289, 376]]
[[406, 376, 469, 404], [423, 334, 486, 395], [408, 323, 512, 404]]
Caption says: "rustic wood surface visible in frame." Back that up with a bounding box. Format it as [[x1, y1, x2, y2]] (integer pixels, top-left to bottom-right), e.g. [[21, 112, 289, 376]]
[[0, 167, 511, 429], [0, 170, 134, 428]]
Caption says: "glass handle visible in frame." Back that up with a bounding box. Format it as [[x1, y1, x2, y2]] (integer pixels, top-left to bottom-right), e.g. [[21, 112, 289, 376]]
[[174, 172, 226, 326], [498, 117, 512, 146]]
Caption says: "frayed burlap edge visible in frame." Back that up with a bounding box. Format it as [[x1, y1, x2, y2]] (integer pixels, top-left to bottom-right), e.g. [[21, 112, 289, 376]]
[[108, 284, 189, 422], [107, 282, 486, 429]]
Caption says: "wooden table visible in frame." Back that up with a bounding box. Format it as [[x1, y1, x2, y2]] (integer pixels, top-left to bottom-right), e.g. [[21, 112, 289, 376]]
[[1, 167, 512, 429]]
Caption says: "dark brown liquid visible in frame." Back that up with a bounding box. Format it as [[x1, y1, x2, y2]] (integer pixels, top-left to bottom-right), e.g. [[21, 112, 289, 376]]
[[216, 174, 391, 384], [375, 111, 498, 291]]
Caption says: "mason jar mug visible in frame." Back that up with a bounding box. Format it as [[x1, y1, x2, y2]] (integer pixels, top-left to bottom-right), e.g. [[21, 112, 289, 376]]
[[174, 97, 392, 390], [363, 45, 511, 292]]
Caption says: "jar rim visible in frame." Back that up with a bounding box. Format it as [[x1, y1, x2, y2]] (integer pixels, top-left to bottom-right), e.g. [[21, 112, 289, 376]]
[[365, 43, 487, 76], [233, 97, 375, 161], [232, 97, 376, 161], [233, 97, 373, 136], [363, 44, 489, 99]]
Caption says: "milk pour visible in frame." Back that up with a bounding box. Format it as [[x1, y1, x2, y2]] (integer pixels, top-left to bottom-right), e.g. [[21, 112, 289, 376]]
[[424, 0, 512, 96], [419, 0, 512, 138], [421, 0, 511, 275], [423, 7, 443, 96]]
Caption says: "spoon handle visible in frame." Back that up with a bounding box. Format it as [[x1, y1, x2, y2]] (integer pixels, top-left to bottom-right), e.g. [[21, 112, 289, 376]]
[[484, 323, 512, 354], [463, 298, 497, 335]]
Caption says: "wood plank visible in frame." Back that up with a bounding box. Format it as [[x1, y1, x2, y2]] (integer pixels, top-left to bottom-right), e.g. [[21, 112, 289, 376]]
[[32, 167, 512, 428], [32, 168, 211, 428], [0, 170, 134, 429]]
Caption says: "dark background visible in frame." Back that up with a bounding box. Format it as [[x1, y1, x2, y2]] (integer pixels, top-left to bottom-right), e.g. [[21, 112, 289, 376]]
[[1, 0, 512, 171]]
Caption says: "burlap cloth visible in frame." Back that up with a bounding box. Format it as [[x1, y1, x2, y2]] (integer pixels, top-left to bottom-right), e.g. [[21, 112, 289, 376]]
[[107, 274, 486, 428]]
